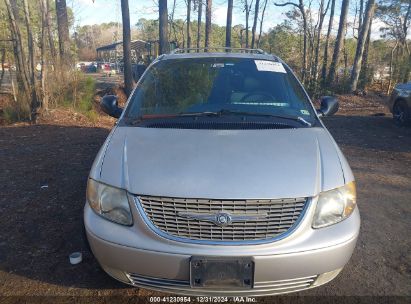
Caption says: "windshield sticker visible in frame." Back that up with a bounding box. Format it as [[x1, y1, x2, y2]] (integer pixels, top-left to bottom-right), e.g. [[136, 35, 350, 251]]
[[212, 63, 225, 68], [300, 109, 310, 115], [255, 60, 286, 73]]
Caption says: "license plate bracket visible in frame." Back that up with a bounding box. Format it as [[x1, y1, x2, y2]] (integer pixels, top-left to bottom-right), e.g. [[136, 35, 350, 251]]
[[190, 256, 254, 289]]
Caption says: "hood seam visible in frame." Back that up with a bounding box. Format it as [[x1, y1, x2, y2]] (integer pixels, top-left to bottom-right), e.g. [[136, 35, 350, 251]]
[[99, 125, 118, 178]]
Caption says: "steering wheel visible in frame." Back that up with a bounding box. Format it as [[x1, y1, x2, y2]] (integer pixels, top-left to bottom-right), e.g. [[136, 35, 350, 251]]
[[239, 91, 276, 103]]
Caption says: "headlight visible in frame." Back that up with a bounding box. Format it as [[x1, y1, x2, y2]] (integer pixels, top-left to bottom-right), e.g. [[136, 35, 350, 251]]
[[312, 181, 356, 228], [86, 178, 133, 226]]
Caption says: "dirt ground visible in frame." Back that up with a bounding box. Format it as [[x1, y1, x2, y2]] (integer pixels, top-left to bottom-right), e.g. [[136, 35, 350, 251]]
[[0, 92, 410, 303]]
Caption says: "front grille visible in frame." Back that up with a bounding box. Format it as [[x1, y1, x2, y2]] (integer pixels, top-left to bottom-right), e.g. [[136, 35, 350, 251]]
[[137, 196, 307, 242], [126, 272, 318, 295]]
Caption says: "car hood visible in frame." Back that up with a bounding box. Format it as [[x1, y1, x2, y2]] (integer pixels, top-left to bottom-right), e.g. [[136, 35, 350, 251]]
[[94, 126, 346, 199]]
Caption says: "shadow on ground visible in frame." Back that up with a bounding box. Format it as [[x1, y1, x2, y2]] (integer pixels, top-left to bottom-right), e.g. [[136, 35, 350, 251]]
[[0, 124, 125, 290], [323, 115, 411, 153]]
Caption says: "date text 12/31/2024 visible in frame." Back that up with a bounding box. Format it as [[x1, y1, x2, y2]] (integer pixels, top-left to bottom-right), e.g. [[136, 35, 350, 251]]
[[149, 296, 258, 303]]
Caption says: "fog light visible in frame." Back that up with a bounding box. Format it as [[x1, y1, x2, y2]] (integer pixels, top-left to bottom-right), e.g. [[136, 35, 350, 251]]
[[313, 268, 343, 286]]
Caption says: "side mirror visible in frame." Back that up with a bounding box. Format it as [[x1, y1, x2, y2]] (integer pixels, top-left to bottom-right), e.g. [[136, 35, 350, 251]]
[[100, 95, 123, 118], [317, 96, 339, 117]]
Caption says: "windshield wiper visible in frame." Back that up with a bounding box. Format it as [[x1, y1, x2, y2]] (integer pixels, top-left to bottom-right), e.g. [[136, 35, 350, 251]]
[[296, 116, 313, 127], [128, 111, 219, 124], [129, 109, 312, 127], [212, 109, 313, 127], [177, 111, 220, 117]]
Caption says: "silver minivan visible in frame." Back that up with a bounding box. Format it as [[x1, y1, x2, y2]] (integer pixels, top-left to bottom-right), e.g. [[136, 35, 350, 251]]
[[85, 49, 360, 296]]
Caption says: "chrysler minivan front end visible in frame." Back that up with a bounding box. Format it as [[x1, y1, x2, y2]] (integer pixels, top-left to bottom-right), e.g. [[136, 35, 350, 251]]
[[84, 50, 360, 296]]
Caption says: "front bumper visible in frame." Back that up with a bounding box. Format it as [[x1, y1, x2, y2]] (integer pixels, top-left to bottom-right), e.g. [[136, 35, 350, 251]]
[[84, 199, 360, 296]]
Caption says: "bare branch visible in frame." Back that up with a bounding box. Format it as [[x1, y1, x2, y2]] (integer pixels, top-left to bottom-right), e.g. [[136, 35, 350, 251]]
[[323, 0, 331, 18], [274, 2, 299, 8]]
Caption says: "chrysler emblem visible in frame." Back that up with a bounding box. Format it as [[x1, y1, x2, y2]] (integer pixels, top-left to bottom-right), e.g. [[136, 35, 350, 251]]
[[177, 211, 267, 227], [216, 213, 232, 227]]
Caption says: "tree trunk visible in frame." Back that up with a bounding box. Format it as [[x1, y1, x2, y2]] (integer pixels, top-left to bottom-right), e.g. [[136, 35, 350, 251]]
[[257, 0, 268, 48], [22, 0, 40, 122], [350, 0, 375, 92], [5, 0, 30, 94], [197, 0, 202, 50], [312, 0, 329, 84], [0, 49, 5, 89], [343, 40, 348, 78], [170, 0, 176, 38], [159, 0, 169, 54], [187, 0, 192, 49], [205, 0, 212, 48], [55, 0, 70, 58], [387, 41, 399, 94], [121, 0, 133, 97], [401, 2, 411, 83], [23, 0, 35, 80], [46, 0, 56, 60], [180, 22, 185, 48], [327, 0, 350, 87], [321, 0, 335, 83], [40, 0, 49, 111], [226, 0, 234, 47], [342, 24, 349, 81], [300, 1, 308, 83], [251, 0, 260, 48], [403, 53, 411, 83], [274, 1, 307, 82], [359, 19, 372, 89], [245, 1, 250, 48], [358, 0, 364, 33], [170, 0, 178, 43]]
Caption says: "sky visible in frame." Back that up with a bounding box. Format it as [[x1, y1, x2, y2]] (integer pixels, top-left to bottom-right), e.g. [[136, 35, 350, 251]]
[[70, 0, 285, 30], [69, 0, 390, 40]]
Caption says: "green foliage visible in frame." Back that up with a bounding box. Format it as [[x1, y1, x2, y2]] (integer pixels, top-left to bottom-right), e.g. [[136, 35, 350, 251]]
[[2, 100, 30, 123], [139, 60, 217, 114], [259, 24, 300, 68], [137, 18, 159, 41], [73, 75, 97, 121], [77, 76, 96, 112], [376, 0, 410, 41], [3, 106, 20, 124], [376, 0, 411, 87], [52, 74, 97, 121]]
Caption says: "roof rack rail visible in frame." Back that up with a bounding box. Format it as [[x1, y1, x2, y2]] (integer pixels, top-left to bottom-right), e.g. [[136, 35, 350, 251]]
[[171, 47, 266, 54]]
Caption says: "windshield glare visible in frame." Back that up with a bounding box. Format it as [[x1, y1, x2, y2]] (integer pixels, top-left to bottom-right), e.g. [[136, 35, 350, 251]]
[[126, 57, 315, 122]]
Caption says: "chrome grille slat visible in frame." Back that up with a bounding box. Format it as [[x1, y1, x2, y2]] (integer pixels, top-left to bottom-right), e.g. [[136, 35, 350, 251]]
[[256, 275, 317, 284], [137, 195, 307, 242], [149, 201, 304, 205], [145, 209, 305, 214], [156, 224, 294, 230], [127, 273, 190, 287], [126, 273, 318, 295], [255, 279, 315, 288]]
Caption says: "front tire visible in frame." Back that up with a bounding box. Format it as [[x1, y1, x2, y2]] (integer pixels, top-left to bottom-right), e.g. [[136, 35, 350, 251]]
[[393, 100, 410, 127]]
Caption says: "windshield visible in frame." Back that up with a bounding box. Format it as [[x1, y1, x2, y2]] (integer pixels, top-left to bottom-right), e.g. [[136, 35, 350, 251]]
[[125, 57, 316, 122]]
